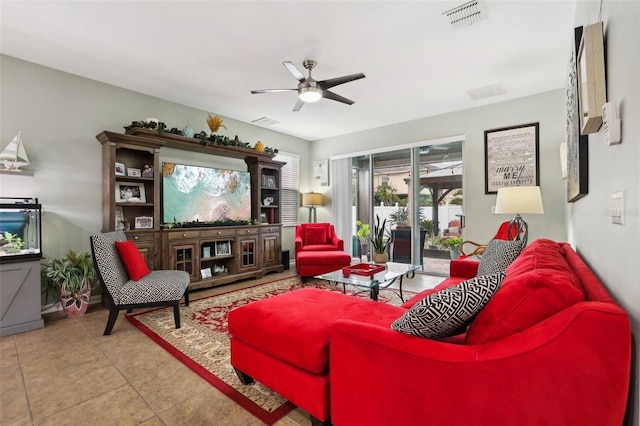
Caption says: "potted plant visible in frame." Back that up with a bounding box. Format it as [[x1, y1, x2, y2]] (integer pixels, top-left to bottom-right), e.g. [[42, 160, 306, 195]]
[[370, 215, 391, 264], [356, 220, 370, 261], [388, 207, 409, 228], [43, 250, 97, 317], [443, 237, 463, 259]]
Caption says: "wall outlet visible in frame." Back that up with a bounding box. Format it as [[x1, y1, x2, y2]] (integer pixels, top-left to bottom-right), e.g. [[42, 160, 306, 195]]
[[611, 191, 624, 225]]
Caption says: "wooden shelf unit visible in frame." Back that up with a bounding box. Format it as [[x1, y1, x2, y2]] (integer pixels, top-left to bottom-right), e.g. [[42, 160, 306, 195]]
[[97, 130, 284, 289]]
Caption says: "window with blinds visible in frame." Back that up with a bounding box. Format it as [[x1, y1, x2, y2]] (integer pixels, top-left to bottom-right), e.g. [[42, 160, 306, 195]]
[[274, 152, 299, 226]]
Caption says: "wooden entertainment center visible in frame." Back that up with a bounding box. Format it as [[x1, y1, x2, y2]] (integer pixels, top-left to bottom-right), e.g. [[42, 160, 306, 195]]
[[97, 128, 284, 290]]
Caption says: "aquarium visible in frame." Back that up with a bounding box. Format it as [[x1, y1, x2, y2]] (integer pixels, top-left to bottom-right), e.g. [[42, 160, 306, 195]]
[[162, 163, 251, 224], [0, 197, 42, 263]]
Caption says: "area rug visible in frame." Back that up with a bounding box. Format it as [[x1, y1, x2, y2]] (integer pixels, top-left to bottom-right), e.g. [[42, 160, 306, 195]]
[[126, 276, 413, 425]]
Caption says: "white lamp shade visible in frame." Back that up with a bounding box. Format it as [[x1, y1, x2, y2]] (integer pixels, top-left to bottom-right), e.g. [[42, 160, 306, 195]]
[[494, 186, 544, 214], [302, 192, 323, 206]]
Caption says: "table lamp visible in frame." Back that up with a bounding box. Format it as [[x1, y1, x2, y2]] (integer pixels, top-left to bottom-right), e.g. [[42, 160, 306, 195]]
[[302, 192, 323, 223], [494, 186, 544, 246]]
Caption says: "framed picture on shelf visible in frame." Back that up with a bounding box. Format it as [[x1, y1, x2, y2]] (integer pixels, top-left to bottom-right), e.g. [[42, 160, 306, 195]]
[[259, 212, 268, 223], [115, 162, 126, 176], [203, 246, 211, 258], [116, 182, 146, 203], [115, 206, 125, 230], [127, 168, 141, 177], [263, 175, 277, 188], [134, 216, 153, 229], [201, 268, 212, 279], [484, 122, 539, 194], [215, 241, 231, 256]]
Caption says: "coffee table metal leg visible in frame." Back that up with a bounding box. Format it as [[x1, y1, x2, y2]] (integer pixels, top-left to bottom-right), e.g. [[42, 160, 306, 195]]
[[371, 286, 379, 301]]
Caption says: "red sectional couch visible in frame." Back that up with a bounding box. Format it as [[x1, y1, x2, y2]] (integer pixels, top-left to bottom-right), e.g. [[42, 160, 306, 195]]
[[229, 239, 631, 425]]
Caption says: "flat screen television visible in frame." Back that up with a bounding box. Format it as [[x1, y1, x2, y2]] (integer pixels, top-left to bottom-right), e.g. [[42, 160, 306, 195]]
[[162, 162, 251, 224]]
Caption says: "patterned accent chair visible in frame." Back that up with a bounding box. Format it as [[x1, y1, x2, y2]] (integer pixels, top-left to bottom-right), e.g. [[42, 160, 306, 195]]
[[90, 231, 190, 335]]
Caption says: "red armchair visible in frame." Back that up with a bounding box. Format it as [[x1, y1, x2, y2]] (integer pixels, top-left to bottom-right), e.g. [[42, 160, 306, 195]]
[[295, 223, 351, 277]]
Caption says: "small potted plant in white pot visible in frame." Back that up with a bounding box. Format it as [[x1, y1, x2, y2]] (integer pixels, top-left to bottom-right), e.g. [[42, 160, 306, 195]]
[[43, 250, 97, 317]]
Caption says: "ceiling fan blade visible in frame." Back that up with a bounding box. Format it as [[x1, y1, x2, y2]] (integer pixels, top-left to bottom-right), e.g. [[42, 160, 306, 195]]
[[323, 90, 355, 105], [251, 89, 297, 94], [283, 61, 306, 82], [319, 73, 365, 89], [292, 98, 305, 112]]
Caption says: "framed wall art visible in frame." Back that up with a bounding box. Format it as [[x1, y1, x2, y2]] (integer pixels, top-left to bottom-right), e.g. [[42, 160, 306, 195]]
[[313, 159, 329, 187], [567, 26, 589, 202], [484, 122, 540, 194], [577, 22, 606, 135]]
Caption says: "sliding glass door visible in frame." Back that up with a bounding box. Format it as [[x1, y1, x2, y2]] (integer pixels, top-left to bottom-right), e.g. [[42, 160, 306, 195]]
[[347, 139, 463, 273]]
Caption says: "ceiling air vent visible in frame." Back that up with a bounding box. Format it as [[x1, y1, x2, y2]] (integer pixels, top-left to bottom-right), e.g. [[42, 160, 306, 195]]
[[443, 0, 486, 29], [466, 82, 506, 101], [251, 117, 280, 127]]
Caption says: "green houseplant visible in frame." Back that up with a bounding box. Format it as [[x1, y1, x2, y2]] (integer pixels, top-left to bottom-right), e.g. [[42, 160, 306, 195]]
[[356, 220, 370, 260], [370, 215, 391, 264], [43, 250, 97, 317], [443, 237, 463, 259]]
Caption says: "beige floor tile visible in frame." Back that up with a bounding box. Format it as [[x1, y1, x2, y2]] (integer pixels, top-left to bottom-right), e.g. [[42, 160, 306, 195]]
[[26, 361, 128, 421], [279, 407, 312, 426], [158, 387, 263, 426], [37, 384, 155, 426], [0, 366, 31, 425], [130, 359, 212, 412]]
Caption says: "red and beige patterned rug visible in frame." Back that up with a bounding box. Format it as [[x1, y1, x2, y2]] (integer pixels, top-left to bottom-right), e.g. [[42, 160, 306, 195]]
[[126, 276, 411, 425]]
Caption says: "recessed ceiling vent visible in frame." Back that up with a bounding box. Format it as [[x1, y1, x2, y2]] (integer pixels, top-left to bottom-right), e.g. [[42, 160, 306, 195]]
[[251, 117, 280, 127], [466, 82, 506, 101], [443, 0, 486, 29]]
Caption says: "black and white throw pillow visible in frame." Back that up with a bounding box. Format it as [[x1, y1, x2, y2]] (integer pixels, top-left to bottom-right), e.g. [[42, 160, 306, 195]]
[[476, 239, 524, 276], [390, 272, 505, 339]]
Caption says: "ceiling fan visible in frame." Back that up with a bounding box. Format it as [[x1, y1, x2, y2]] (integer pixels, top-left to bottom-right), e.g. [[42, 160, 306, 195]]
[[250, 60, 365, 111]]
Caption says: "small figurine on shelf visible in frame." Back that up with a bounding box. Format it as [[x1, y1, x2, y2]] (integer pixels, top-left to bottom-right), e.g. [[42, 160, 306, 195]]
[[118, 218, 129, 231], [142, 165, 153, 177]]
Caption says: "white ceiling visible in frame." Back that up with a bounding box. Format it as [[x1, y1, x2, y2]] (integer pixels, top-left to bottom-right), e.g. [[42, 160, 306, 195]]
[[0, 1, 576, 141]]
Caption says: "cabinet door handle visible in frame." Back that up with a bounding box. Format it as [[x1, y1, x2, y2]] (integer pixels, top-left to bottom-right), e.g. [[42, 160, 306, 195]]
[[217, 231, 221, 235], [182, 233, 187, 237], [134, 235, 139, 240]]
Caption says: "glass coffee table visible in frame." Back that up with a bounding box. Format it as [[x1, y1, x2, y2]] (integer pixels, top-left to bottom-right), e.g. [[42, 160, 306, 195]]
[[314, 262, 421, 302]]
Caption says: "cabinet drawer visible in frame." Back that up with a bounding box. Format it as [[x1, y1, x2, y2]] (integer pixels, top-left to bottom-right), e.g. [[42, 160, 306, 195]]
[[237, 227, 259, 235], [260, 226, 280, 234], [199, 228, 236, 238], [167, 230, 200, 240], [127, 232, 155, 242]]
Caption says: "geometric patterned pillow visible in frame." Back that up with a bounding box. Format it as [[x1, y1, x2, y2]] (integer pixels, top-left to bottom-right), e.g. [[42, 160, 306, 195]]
[[390, 272, 505, 339], [477, 239, 524, 276]]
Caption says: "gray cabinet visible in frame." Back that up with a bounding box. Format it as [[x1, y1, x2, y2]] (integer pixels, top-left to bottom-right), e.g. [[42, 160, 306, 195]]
[[0, 260, 44, 336]]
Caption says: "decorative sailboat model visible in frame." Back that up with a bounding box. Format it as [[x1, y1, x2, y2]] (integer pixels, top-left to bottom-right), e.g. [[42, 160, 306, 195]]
[[0, 132, 30, 172]]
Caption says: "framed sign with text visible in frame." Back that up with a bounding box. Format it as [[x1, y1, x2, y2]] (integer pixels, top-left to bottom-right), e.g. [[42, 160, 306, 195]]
[[484, 122, 540, 194]]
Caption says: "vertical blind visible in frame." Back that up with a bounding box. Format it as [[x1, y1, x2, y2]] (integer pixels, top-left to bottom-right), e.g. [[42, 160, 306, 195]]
[[274, 151, 299, 226]]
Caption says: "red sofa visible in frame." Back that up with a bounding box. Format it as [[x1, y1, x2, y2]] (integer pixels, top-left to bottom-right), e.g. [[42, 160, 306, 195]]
[[229, 239, 631, 425], [295, 223, 351, 277]]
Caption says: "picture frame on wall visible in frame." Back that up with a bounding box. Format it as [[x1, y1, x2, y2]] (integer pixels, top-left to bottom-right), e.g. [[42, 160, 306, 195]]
[[577, 22, 606, 135], [484, 122, 540, 194], [567, 26, 589, 202], [313, 159, 329, 187], [115, 182, 146, 203]]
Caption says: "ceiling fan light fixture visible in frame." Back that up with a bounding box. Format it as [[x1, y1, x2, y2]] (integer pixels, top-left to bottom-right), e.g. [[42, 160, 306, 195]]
[[299, 86, 322, 103]]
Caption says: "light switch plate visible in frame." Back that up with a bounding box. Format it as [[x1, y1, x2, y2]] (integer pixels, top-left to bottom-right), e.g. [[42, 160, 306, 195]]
[[611, 191, 624, 224]]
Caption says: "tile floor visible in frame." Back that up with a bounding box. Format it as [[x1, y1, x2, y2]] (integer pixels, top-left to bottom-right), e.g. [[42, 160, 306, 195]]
[[0, 266, 446, 426]]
